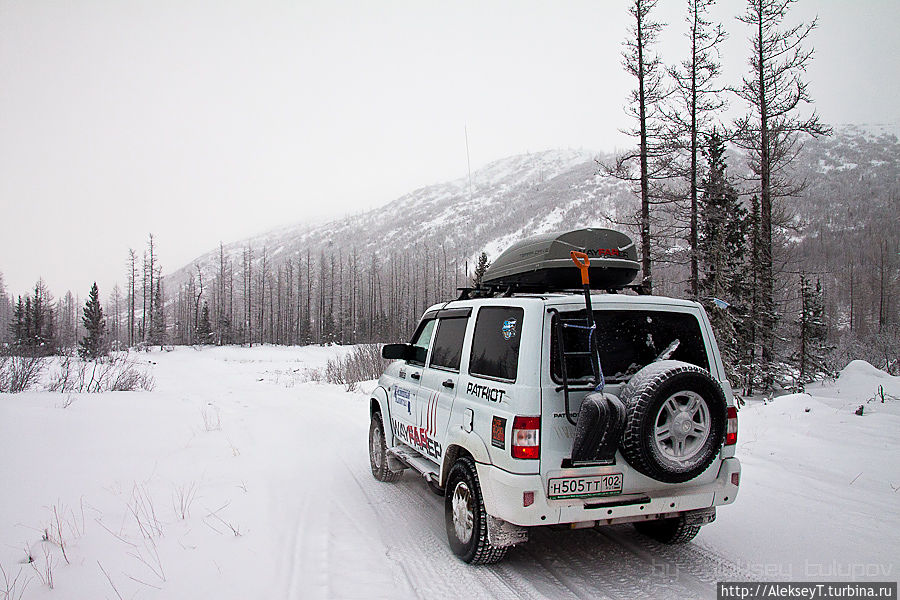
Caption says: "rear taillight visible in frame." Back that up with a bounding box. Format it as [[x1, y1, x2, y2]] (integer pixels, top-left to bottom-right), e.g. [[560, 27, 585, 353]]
[[725, 406, 738, 445], [511, 416, 540, 459]]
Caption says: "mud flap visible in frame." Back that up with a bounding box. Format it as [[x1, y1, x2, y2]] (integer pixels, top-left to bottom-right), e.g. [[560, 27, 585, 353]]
[[386, 455, 407, 472], [486, 515, 529, 549], [682, 507, 716, 526]]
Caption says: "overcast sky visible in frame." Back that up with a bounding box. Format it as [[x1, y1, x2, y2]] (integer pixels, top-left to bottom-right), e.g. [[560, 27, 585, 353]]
[[1, 0, 897, 298]]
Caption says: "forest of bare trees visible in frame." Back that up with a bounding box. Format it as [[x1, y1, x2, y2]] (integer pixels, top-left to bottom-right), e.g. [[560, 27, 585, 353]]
[[168, 243, 468, 348]]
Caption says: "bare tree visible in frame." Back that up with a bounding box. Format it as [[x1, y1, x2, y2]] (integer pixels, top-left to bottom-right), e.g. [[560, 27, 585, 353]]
[[733, 0, 830, 388], [665, 0, 727, 298], [127, 249, 137, 347], [194, 264, 203, 344], [602, 0, 670, 294]]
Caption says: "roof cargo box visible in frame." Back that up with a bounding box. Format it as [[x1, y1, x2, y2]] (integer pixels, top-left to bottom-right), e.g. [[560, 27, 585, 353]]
[[481, 228, 640, 291]]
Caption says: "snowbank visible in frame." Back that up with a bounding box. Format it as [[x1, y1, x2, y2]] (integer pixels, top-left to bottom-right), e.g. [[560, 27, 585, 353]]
[[697, 361, 900, 582]]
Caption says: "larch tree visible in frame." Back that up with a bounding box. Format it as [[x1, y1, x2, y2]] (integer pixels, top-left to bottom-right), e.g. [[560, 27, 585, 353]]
[[733, 0, 830, 389], [603, 0, 670, 294], [127, 248, 137, 347], [665, 0, 727, 298]]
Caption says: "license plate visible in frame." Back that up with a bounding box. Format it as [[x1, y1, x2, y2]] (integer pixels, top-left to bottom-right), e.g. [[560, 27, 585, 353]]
[[548, 473, 623, 499]]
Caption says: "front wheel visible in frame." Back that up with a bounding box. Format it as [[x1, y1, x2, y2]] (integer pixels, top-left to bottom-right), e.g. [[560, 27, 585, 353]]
[[369, 412, 402, 482], [444, 457, 508, 564]]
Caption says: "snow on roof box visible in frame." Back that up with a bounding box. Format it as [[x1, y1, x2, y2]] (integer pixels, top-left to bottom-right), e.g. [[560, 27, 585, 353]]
[[481, 228, 640, 291]]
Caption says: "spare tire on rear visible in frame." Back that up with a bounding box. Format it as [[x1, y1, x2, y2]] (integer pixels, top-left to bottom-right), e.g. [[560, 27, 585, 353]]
[[619, 360, 727, 483]]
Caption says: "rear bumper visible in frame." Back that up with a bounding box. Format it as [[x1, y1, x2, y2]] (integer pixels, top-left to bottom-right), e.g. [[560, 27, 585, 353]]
[[476, 457, 740, 527]]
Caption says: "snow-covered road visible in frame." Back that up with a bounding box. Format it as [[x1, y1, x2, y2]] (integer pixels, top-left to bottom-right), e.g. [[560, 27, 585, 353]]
[[1, 347, 897, 599]]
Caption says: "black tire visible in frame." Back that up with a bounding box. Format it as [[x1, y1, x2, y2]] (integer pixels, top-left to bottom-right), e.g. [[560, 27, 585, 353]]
[[619, 360, 727, 483], [369, 412, 402, 483], [634, 516, 701, 544], [444, 457, 508, 564]]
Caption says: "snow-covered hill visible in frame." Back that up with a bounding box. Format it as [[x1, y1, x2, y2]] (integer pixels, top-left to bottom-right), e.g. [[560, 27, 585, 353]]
[[165, 148, 634, 290], [166, 127, 899, 312]]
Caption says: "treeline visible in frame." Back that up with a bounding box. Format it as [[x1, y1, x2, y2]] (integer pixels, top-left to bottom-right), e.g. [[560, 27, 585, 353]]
[[169, 243, 470, 347], [0, 240, 468, 361]]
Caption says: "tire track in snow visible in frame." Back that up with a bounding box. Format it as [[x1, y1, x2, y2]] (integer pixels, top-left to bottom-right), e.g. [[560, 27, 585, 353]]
[[598, 525, 755, 589], [343, 459, 535, 600]]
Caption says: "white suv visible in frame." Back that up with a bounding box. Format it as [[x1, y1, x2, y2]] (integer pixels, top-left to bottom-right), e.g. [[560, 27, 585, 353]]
[[367, 229, 740, 564]]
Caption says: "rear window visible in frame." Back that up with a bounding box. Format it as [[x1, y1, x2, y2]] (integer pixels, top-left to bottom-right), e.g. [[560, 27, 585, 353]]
[[469, 307, 524, 382], [429, 317, 468, 372], [550, 309, 709, 383]]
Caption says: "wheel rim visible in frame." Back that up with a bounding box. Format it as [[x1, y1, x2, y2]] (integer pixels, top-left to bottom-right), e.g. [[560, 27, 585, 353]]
[[451, 481, 474, 544], [370, 422, 383, 469], [653, 391, 711, 464]]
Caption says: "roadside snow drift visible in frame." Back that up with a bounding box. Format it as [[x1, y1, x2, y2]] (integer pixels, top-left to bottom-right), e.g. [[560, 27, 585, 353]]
[[1, 348, 898, 600]]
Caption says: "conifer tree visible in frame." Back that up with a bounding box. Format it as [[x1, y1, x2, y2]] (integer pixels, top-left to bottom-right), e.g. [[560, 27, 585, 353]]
[[149, 279, 167, 347], [9, 296, 25, 345], [79, 282, 106, 359], [0, 272, 11, 344], [698, 131, 747, 302], [197, 301, 212, 344], [698, 131, 749, 384], [796, 274, 829, 385], [472, 252, 491, 287]]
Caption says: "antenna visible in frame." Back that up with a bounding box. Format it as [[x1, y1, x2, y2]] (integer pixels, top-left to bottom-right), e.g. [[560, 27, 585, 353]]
[[465, 124, 472, 201]]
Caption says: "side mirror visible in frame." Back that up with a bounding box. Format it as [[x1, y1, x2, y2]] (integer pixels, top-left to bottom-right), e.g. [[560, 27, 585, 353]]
[[382, 343, 413, 361]]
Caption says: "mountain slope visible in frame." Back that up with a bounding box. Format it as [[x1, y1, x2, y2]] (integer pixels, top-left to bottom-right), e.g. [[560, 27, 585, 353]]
[[166, 148, 635, 290], [166, 126, 899, 328]]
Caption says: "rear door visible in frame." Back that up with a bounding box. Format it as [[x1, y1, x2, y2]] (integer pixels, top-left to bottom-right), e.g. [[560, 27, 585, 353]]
[[541, 303, 720, 495]]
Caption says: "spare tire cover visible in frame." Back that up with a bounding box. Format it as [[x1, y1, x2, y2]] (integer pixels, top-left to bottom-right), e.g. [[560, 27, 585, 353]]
[[618, 360, 727, 483]]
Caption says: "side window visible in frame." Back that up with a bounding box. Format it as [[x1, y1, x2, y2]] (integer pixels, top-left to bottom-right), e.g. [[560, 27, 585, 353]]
[[428, 317, 468, 372], [469, 307, 524, 382], [409, 319, 436, 366]]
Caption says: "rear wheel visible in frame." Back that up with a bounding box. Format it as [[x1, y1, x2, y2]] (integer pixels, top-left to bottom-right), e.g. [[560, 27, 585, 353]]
[[634, 516, 701, 544], [444, 457, 508, 564], [369, 412, 402, 482]]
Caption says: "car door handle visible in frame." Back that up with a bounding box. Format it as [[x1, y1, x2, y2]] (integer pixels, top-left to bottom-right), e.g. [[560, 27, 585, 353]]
[[442, 379, 454, 389], [410, 372, 420, 380]]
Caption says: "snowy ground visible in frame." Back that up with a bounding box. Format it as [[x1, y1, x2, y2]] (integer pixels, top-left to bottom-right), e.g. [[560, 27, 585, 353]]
[[1, 348, 898, 600]]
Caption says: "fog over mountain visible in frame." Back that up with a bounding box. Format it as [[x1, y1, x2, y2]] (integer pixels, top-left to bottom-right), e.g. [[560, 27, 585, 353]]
[[168, 124, 899, 309]]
